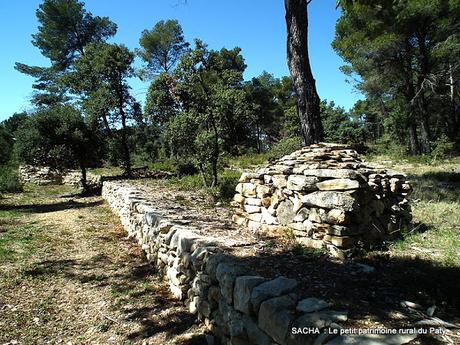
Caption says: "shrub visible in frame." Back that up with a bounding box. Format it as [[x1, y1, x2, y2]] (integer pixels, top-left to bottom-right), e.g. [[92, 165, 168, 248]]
[[266, 136, 303, 161], [369, 134, 408, 158], [0, 165, 23, 194], [431, 135, 455, 161], [216, 170, 240, 202]]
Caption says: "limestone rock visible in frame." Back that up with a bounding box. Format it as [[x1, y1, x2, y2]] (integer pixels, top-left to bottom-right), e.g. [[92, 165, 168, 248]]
[[216, 262, 247, 304], [293, 208, 310, 222], [287, 175, 319, 192], [245, 197, 262, 206], [316, 178, 360, 191], [242, 315, 272, 345], [277, 200, 296, 225], [272, 175, 288, 188], [233, 194, 245, 205], [241, 183, 257, 197], [233, 276, 266, 315], [303, 169, 358, 179], [239, 172, 262, 183], [244, 205, 261, 214], [323, 235, 356, 248], [261, 207, 278, 225], [301, 191, 358, 212], [256, 185, 272, 198], [250, 276, 298, 312], [296, 298, 329, 313], [258, 293, 297, 344], [293, 310, 347, 329], [323, 209, 349, 225]]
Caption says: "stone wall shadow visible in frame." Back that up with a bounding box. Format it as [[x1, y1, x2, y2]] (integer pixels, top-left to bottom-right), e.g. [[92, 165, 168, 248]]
[[0, 199, 103, 214], [225, 245, 460, 334], [409, 171, 460, 202]]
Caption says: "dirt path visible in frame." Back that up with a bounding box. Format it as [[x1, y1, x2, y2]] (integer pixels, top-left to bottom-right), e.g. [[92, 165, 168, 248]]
[[0, 185, 205, 345]]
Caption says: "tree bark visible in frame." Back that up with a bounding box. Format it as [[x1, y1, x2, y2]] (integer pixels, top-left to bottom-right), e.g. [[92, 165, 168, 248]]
[[80, 165, 88, 193], [285, 0, 323, 145]]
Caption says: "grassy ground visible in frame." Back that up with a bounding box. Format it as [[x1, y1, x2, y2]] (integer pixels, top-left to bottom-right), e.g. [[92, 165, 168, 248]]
[[364, 156, 460, 268], [0, 184, 204, 345]]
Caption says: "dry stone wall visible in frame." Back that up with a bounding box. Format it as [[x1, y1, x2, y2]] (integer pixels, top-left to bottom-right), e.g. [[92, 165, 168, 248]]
[[232, 143, 412, 258], [19, 165, 102, 189], [102, 181, 351, 345], [18, 165, 63, 185]]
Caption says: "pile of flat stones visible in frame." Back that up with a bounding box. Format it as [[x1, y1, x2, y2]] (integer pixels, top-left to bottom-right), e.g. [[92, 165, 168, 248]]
[[232, 143, 412, 258], [19, 165, 63, 185], [19, 165, 101, 190]]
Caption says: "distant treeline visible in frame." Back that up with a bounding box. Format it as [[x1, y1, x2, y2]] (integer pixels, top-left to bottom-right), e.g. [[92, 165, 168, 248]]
[[1, 0, 458, 190]]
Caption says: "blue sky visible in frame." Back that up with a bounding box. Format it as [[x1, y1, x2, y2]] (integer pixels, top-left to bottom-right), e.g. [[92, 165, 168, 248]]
[[0, 0, 362, 122]]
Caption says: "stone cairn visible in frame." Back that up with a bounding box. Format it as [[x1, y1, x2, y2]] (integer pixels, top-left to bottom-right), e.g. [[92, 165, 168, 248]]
[[232, 143, 412, 257]]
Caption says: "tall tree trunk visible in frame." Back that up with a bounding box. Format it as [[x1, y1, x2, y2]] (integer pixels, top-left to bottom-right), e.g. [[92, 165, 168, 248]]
[[285, 0, 323, 145], [80, 165, 88, 193], [120, 107, 132, 178]]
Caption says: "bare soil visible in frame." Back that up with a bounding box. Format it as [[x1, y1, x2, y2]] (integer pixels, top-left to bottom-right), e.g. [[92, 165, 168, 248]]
[[0, 185, 205, 345]]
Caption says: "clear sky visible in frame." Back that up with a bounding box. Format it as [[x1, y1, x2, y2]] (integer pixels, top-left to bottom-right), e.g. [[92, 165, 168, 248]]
[[0, 0, 362, 122]]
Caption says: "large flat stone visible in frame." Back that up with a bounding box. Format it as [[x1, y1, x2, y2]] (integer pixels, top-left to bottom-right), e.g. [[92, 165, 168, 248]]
[[233, 276, 267, 315], [301, 191, 358, 211], [296, 298, 329, 313], [303, 169, 358, 179], [216, 262, 247, 304], [287, 175, 319, 192], [293, 310, 348, 329], [250, 276, 298, 312], [258, 294, 297, 344], [316, 178, 360, 191]]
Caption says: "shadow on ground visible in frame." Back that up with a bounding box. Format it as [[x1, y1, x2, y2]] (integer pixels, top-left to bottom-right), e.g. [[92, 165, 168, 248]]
[[227, 245, 459, 341], [409, 171, 460, 202], [0, 199, 103, 214], [21, 253, 204, 343]]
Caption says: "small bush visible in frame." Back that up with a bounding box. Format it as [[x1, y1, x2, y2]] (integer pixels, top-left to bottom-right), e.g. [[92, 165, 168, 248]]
[[226, 152, 270, 169], [369, 134, 408, 158], [431, 135, 455, 161], [175, 159, 198, 176], [216, 170, 240, 202], [0, 165, 23, 194], [266, 136, 303, 161]]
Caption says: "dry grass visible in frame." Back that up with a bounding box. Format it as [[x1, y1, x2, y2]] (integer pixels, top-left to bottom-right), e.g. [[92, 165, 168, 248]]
[[364, 156, 460, 268], [0, 184, 205, 345]]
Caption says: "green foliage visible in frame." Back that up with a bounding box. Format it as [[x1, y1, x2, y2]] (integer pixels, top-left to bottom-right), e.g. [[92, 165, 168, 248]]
[[321, 100, 364, 144], [334, 0, 460, 154], [0, 127, 13, 165], [0, 113, 28, 165], [163, 40, 252, 186], [138, 19, 189, 75], [144, 73, 178, 125], [0, 164, 23, 194], [69, 42, 137, 175], [431, 135, 455, 160], [15, 105, 103, 172], [15, 0, 116, 106], [266, 137, 303, 161], [370, 134, 408, 158]]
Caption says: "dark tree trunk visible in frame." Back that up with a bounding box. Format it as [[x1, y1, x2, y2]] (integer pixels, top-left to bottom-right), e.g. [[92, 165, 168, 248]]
[[285, 0, 323, 145], [120, 107, 132, 178], [80, 165, 88, 192]]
